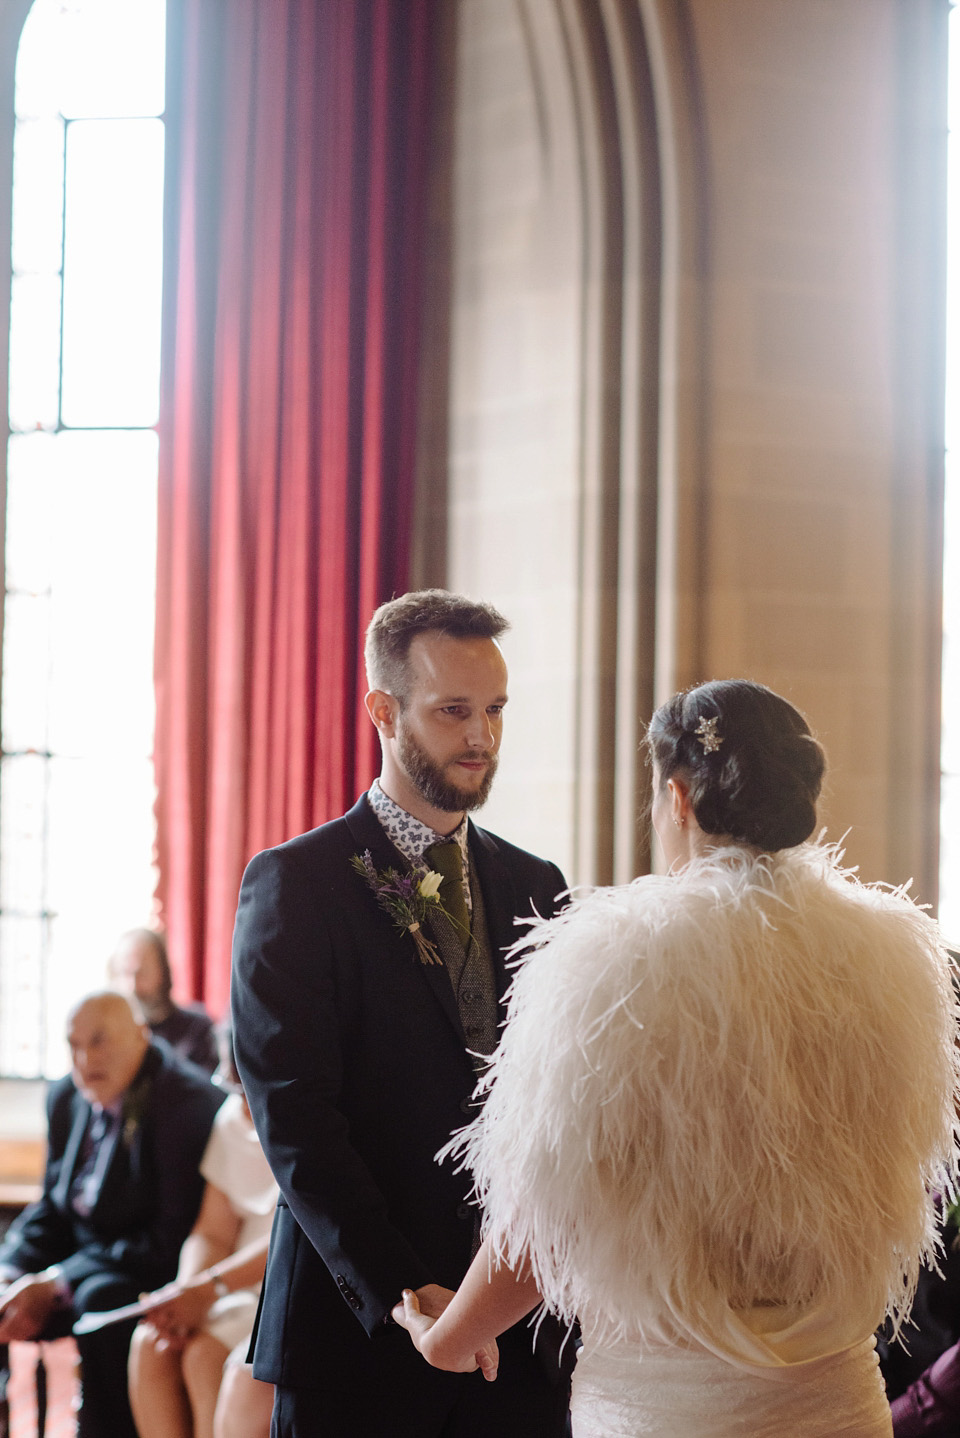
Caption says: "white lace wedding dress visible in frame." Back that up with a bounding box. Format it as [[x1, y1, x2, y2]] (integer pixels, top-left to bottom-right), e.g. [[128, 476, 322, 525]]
[[455, 845, 960, 1437]]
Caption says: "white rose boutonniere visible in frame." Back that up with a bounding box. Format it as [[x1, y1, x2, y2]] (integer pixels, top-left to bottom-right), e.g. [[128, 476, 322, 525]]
[[350, 851, 446, 965], [417, 870, 443, 901]]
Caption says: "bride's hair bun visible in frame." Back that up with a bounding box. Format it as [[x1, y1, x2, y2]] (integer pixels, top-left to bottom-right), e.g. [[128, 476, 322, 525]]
[[646, 680, 825, 852]]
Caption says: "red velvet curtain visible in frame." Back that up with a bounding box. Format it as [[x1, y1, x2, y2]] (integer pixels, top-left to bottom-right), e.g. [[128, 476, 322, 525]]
[[154, 0, 436, 1016]]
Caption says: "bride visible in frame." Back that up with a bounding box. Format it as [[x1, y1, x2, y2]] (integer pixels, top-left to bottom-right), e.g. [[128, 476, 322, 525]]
[[393, 680, 960, 1437]]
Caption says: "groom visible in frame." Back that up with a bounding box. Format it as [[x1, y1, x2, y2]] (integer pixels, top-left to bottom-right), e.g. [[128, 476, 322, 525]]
[[232, 590, 571, 1436]]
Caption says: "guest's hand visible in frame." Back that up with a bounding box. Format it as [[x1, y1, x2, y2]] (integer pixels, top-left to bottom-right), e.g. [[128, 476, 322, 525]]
[[139, 1276, 217, 1343], [392, 1288, 499, 1381], [0, 1274, 58, 1342]]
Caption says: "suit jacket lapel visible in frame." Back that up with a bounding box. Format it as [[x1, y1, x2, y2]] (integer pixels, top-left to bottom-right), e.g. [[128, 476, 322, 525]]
[[343, 792, 403, 867], [89, 1113, 124, 1221], [344, 794, 466, 1044], [467, 822, 526, 1004], [51, 1092, 91, 1210]]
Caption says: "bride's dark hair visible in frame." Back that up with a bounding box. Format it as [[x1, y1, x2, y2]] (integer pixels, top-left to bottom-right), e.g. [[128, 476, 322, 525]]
[[646, 680, 825, 851]]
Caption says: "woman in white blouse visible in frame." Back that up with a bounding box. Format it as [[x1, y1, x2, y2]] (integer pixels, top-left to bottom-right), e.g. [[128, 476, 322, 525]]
[[128, 1029, 278, 1438]]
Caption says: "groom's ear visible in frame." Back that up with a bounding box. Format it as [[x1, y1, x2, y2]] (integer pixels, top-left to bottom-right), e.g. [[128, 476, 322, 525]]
[[365, 689, 398, 737]]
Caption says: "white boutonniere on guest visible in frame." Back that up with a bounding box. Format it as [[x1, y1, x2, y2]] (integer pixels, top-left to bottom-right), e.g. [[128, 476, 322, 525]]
[[349, 851, 446, 965]]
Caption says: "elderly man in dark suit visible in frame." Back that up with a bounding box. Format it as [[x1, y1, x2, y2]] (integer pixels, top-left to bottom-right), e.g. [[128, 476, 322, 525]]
[[0, 990, 223, 1438], [232, 590, 572, 1437]]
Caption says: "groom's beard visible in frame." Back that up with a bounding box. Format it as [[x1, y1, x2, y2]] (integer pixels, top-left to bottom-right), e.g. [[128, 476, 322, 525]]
[[397, 724, 498, 813]]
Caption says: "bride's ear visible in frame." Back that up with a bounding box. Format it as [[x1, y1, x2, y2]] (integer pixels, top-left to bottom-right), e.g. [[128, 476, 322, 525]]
[[667, 776, 693, 829]]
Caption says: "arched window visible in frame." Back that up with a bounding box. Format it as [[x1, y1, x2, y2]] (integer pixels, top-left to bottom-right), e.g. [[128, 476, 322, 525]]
[[0, 0, 165, 1074]]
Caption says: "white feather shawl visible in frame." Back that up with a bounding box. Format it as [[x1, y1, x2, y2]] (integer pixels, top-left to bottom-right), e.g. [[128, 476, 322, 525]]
[[454, 844, 960, 1358]]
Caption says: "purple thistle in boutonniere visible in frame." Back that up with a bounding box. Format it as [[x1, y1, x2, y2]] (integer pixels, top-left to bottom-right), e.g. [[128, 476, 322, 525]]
[[350, 851, 445, 965]]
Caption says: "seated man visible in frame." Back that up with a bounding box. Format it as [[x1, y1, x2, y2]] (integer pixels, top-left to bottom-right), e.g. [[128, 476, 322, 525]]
[[0, 991, 223, 1438], [111, 929, 218, 1073]]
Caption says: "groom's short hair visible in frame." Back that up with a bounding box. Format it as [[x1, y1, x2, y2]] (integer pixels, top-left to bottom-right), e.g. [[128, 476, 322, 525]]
[[365, 589, 509, 706]]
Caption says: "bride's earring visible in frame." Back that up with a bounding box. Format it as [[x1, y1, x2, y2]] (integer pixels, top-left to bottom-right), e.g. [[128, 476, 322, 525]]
[[673, 815, 683, 829]]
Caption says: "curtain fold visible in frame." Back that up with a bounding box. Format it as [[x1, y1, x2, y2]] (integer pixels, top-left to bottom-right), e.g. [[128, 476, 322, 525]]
[[155, 0, 435, 1014]]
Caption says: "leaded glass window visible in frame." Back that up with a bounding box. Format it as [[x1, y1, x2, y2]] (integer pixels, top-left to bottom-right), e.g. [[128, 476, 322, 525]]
[[1, 0, 165, 1075]]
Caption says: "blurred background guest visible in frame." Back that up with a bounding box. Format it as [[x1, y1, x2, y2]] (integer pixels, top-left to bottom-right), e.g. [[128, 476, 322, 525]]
[[0, 992, 222, 1438], [111, 930, 218, 1074]]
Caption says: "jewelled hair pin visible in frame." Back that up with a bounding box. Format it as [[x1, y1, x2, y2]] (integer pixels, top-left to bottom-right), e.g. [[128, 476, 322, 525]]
[[694, 715, 723, 753]]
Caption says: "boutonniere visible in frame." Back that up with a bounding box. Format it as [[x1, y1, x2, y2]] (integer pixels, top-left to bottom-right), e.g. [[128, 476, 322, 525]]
[[350, 851, 445, 965], [121, 1076, 150, 1147]]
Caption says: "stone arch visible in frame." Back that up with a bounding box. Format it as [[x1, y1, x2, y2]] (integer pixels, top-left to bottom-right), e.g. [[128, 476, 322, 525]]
[[440, 0, 705, 884]]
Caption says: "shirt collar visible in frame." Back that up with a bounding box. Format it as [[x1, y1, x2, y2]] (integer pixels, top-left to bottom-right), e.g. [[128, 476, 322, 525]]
[[92, 1099, 123, 1120], [368, 778, 469, 870]]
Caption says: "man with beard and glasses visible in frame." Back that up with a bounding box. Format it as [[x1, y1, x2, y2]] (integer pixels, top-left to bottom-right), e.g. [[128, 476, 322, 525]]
[[231, 590, 572, 1438]]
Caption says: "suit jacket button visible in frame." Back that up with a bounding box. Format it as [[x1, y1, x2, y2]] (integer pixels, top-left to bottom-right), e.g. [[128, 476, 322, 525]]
[[335, 1274, 362, 1308], [456, 1202, 472, 1220], [459, 1096, 474, 1115]]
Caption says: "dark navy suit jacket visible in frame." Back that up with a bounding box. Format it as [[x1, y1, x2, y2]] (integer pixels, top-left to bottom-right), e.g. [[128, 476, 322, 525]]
[[231, 794, 569, 1410]]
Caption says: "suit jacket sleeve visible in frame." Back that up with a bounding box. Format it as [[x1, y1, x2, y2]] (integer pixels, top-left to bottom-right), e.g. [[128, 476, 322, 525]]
[[0, 1080, 80, 1276], [232, 843, 437, 1337]]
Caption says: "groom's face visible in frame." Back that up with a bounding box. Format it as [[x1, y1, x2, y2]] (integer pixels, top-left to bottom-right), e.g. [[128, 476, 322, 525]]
[[392, 632, 507, 814]]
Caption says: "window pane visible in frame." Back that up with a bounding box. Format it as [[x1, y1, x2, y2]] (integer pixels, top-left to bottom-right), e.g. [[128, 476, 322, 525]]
[[6, 432, 58, 593], [0, 429, 158, 1074], [0, 915, 45, 1077], [3, 1, 164, 1078], [0, 754, 47, 916], [14, 0, 62, 121], [44, 430, 158, 757], [8, 273, 61, 431], [60, 118, 164, 428], [1, 593, 51, 754], [5, 429, 158, 758], [47, 756, 157, 933], [7, 427, 159, 620], [11, 117, 64, 276], [16, 0, 166, 122]]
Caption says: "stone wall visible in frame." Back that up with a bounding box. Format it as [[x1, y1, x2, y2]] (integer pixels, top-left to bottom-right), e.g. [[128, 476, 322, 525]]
[[438, 0, 946, 897]]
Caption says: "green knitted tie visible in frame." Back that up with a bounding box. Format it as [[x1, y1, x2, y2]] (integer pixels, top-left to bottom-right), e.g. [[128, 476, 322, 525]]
[[425, 841, 470, 950]]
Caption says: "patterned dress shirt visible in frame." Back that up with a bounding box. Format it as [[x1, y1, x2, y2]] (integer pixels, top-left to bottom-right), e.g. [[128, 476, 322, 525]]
[[367, 778, 472, 914]]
